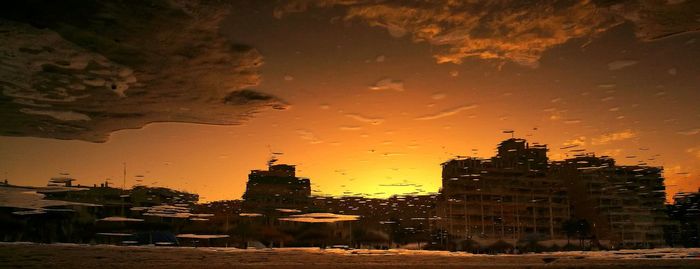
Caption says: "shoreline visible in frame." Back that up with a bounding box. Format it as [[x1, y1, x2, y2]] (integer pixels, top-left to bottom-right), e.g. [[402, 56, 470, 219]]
[[2, 242, 700, 268]]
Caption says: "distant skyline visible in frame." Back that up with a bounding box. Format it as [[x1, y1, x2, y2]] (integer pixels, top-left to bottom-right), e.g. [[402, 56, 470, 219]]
[[1, 1, 699, 202]]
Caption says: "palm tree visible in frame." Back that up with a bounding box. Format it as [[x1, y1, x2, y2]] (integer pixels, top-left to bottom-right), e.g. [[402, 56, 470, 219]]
[[576, 219, 591, 249], [562, 219, 578, 246], [562, 218, 591, 249]]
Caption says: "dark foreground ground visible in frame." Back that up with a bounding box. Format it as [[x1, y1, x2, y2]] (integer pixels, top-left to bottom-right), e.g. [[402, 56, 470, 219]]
[[2, 243, 700, 269]]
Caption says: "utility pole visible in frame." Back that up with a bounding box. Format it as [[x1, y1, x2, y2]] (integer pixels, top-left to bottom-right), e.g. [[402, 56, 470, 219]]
[[464, 193, 469, 239], [448, 196, 453, 245], [549, 195, 554, 240], [122, 162, 127, 216], [515, 192, 520, 239], [500, 195, 505, 238], [123, 162, 127, 190], [532, 191, 537, 236], [480, 192, 485, 235]]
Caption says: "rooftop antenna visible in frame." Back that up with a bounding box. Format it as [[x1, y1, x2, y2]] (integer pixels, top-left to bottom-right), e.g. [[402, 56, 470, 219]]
[[503, 130, 515, 138], [267, 145, 274, 167], [267, 145, 283, 168]]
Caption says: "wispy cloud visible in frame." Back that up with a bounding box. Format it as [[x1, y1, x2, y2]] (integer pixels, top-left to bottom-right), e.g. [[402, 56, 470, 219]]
[[369, 78, 404, 91], [563, 130, 637, 147], [276, 0, 700, 67], [608, 60, 639, 70], [276, 1, 619, 67], [296, 129, 323, 144], [686, 147, 700, 160], [562, 137, 586, 148], [345, 113, 385, 125], [415, 104, 477, 121], [677, 128, 700, 135], [591, 130, 636, 145]]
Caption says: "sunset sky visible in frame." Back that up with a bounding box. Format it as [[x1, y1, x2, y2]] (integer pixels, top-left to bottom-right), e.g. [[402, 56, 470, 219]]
[[1, 0, 699, 202]]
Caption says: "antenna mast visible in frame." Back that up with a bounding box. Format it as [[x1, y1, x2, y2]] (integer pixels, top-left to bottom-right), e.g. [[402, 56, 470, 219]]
[[267, 145, 278, 168], [503, 130, 515, 138]]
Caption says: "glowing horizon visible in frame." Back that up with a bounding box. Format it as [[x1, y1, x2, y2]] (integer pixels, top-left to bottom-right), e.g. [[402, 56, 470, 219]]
[[1, 1, 699, 203]]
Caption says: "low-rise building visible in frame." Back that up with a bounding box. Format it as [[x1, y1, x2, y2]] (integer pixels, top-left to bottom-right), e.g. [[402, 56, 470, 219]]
[[666, 188, 700, 247]]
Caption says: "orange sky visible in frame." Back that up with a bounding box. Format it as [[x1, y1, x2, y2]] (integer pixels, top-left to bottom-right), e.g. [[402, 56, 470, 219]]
[[1, 1, 699, 202]]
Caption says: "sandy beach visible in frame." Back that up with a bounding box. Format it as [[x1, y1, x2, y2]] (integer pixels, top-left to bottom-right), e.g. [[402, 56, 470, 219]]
[[2, 243, 700, 268]]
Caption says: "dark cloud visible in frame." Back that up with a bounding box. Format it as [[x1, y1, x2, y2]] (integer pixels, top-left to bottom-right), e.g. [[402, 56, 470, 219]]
[[615, 0, 700, 41], [0, 0, 287, 142], [275, 0, 700, 67]]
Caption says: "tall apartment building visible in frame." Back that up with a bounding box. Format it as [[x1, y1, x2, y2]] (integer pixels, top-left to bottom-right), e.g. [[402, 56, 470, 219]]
[[438, 138, 670, 249], [438, 139, 570, 247], [549, 155, 668, 248], [242, 163, 311, 212]]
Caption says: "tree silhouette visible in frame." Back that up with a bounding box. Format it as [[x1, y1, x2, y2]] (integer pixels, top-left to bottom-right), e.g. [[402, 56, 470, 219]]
[[562, 219, 578, 246], [576, 219, 591, 249], [562, 218, 592, 249]]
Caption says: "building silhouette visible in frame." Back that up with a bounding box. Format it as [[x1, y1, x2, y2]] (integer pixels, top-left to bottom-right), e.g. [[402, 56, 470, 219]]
[[665, 188, 700, 247], [0, 137, 685, 250], [438, 139, 569, 250], [242, 163, 311, 213], [550, 155, 668, 248], [437, 138, 670, 250]]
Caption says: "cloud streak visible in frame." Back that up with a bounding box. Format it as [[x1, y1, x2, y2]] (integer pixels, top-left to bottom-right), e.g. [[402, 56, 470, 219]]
[[369, 78, 404, 91], [345, 113, 385, 125], [591, 130, 636, 145], [608, 60, 639, 70], [562, 130, 637, 148], [677, 128, 700, 136], [415, 104, 477, 121]]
